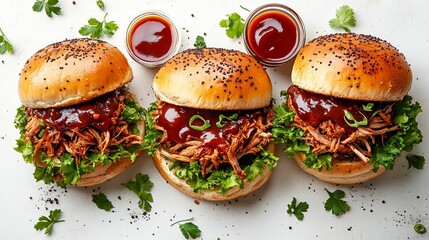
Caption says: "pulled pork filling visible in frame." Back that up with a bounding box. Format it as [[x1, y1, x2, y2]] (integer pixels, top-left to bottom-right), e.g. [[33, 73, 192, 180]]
[[287, 97, 399, 163], [24, 89, 142, 165], [153, 102, 274, 178]]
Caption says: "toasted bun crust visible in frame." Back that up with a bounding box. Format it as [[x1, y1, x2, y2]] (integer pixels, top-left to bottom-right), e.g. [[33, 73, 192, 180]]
[[18, 38, 133, 108], [292, 33, 412, 101], [153, 48, 272, 110], [294, 152, 385, 184], [153, 142, 275, 201], [74, 120, 145, 186]]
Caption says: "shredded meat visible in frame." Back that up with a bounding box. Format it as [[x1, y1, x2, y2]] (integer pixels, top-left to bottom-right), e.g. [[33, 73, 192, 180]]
[[154, 102, 274, 179], [24, 90, 142, 164], [288, 97, 399, 163]]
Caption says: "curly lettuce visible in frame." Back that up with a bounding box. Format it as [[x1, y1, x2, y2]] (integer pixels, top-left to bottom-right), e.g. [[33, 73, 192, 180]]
[[171, 146, 278, 194], [142, 102, 163, 156], [14, 95, 144, 186], [272, 92, 423, 172]]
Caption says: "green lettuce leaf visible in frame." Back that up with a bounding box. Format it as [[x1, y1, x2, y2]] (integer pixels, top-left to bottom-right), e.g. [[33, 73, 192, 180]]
[[142, 102, 163, 155], [171, 146, 278, 194]]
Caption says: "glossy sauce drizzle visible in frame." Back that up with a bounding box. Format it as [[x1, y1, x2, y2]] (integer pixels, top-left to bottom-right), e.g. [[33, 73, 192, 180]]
[[287, 85, 375, 133], [30, 89, 123, 131], [157, 103, 259, 151]]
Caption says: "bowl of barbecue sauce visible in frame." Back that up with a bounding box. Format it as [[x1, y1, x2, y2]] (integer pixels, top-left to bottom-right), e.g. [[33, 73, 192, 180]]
[[126, 11, 181, 68], [244, 4, 306, 67]]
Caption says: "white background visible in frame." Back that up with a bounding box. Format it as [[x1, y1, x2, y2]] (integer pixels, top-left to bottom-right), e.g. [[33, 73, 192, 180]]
[[0, 0, 428, 239]]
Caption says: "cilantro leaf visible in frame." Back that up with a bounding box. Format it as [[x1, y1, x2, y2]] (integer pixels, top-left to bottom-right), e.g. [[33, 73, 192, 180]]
[[34, 209, 65, 235], [219, 12, 245, 39], [329, 5, 356, 33], [0, 27, 13, 54], [122, 173, 154, 212], [96, 0, 105, 10], [92, 193, 114, 211], [171, 218, 202, 239], [324, 188, 350, 216], [406, 154, 425, 169], [79, 13, 118, 39], [32, 0, 61, 18], [194, 35, 206, 49], [287, 197, 309, 221]]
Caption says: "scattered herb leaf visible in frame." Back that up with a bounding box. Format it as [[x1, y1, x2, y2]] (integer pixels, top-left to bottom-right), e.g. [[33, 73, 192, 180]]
[[34, 209, 65, 235], [240, 5, 250, 12], [329, 5, 356, 33], [79, 13, 118, 39], [406, 154, 425, 169], [414, 223, 427, 234], [92, 192, 114, 211], [287, 197, 309, 221], [194, 35, 206, 48], [122, 173, 153, 212], [324, 188, 350, 216], [32, 0, 61, 17], [219, 12, 245, 39], [171, 218, 202, 239], [0, 28, 13, 54], [96, 0, 105, 10]]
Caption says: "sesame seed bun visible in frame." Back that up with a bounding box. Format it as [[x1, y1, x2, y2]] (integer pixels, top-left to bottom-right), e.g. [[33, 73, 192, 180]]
[[153, 48, 272, 110], [292, 33, 412, 101], [18, 38, 133, 109]]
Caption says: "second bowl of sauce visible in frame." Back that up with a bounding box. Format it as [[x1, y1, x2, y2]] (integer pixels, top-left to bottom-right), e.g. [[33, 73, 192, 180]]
[[126, 11, 181, 68], [244, 4, 306, 67]]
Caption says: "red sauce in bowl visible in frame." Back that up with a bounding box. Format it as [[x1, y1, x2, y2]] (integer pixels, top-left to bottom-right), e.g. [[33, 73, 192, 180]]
[[126, 11, 180, 67], [247, 11, 297, 61], [128, 15, 174, 62]]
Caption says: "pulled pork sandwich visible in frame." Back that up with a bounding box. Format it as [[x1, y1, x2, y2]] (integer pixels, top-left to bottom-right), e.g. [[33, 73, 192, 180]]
[[14, 38, 145, 186], [273, 33, 422, 184], [144, 48, 278, 201]]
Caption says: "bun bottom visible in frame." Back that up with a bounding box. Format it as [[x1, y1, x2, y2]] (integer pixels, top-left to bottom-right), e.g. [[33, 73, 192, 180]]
[[294, 152, 385, 184], [153, 142, 276, 201], [75, 158, 133, 186]]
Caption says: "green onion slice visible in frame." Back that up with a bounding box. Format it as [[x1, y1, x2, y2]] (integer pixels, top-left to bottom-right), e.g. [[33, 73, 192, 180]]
[[216, 113, 239, 128], [362, 103, 374, 111], [343, 110, 368, 128], [189, 115, 211, 131]]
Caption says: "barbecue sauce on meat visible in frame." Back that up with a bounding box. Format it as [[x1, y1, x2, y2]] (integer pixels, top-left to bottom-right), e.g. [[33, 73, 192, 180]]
[[288, 85, 376, 133], [29, 89, 123, 131], [157, 103, 261, 151]]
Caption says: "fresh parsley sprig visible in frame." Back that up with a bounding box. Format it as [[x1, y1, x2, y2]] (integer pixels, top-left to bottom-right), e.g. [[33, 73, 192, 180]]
[[96, 0, 105, 10], [0, 28, 13, 54], [287, 197, 309, 221], [92, 192, 114, 211], [406, 154, 425, 169], [171, 218, 202, 240], [219, 12, 245, 39], [79, 13, 118, 39], [329, 5, 356, 33], [32, 0, 61, 18], [122, 173, 154, 212], [34, 209, 65, 235], [324, 188, 350, 216], [194, 36, 206, 49]]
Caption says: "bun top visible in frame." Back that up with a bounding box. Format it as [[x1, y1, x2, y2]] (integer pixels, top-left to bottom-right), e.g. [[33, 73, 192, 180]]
[[153, 48, 272, 110], [18, 38, 133, 108], [292, 33, 412, 101]]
